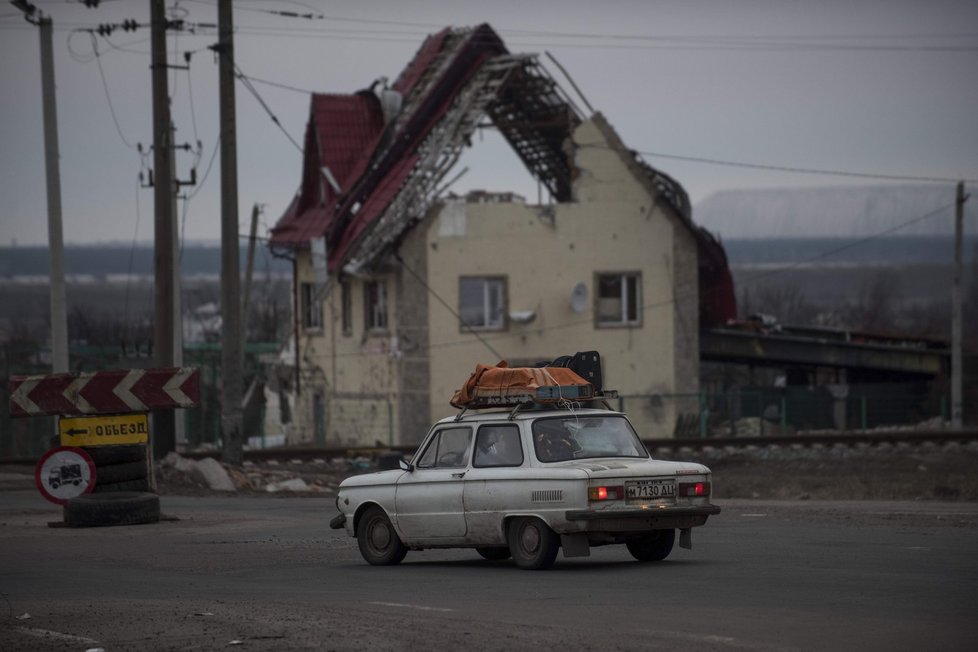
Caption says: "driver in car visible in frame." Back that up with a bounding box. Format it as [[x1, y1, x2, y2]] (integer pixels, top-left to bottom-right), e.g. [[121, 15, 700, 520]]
[[534, 421, 579, 462]]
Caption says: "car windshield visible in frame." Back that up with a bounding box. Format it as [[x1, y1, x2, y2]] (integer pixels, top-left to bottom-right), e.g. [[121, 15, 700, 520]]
[[532, 415, 648, 462]]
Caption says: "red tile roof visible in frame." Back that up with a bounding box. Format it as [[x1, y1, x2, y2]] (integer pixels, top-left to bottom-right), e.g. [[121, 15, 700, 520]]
[[269, 25, 506, 271]]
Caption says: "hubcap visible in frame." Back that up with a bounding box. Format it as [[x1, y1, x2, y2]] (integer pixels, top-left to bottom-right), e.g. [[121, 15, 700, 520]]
[[369, 519, 391, 550], [520, 523, 540, 553]]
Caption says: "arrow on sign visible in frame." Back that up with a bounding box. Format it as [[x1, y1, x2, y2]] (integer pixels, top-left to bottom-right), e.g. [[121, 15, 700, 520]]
[[9, 367, 200, 417], [64, 428, 89, 437]]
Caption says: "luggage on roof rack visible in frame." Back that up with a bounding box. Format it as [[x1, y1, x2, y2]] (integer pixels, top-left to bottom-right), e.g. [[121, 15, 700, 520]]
[[450, 361, 594, 409]]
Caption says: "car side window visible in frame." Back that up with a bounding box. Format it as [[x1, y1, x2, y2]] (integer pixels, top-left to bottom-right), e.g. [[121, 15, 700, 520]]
[[416, 426, 472, 469], [474, 425, 524, 468]]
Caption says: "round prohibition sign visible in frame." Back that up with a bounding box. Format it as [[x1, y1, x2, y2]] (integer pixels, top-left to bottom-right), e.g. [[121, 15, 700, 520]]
[[35, 446, 97, 505]]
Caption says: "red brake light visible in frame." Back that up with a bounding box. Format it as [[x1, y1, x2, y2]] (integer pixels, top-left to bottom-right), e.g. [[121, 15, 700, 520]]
[[588, 485, 624, 501], [678, 481, 711, 497]]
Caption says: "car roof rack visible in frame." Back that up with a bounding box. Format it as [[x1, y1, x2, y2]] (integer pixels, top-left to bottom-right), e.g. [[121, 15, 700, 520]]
[[451, 389, 620, 421]]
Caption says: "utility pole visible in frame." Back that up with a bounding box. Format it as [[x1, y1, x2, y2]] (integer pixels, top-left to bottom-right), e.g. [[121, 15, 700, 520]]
[[13, 1, 68, 374], [217, 0, 244, 465], [150, 0, 176, 457], [242, 203, 262, 329], [951, 181, 967, 430]]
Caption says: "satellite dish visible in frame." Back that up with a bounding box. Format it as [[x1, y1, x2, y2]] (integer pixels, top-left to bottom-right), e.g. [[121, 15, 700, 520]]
[[570, 282, 588, 313]]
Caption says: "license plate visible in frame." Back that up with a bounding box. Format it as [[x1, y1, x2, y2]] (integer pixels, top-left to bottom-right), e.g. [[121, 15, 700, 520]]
[[626, 479, 675, 500]]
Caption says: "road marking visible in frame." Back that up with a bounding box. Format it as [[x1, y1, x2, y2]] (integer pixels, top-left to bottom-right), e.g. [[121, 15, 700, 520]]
[[741, 513, 767, 517], [15, 627, 99, 645], [367, 601, 454, 612]]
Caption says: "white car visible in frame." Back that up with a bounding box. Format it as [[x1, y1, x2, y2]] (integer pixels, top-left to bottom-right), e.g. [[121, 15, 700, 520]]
[[330, 405, 720, 570]]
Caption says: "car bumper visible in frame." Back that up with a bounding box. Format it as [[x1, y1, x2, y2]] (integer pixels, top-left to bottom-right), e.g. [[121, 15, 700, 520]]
[[564, 504, 721, 531]]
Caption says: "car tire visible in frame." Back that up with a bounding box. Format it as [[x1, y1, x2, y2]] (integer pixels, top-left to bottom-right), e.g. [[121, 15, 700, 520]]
[[476, 547, 511, 561], [626, 529, 676, 562], [507, 517, 559, 570], [94, 460, 148, 484], [82, 444, 146, 466], [93, 477, 152, 493], [63, 491, 160, 527], [356, 506, 408, 566]]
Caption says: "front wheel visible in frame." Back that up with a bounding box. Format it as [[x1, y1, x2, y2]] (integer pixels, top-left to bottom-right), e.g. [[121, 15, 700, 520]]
[[507, 517, 559, 570], [626, 529, 675, 562], [356, 506, 408, 566]]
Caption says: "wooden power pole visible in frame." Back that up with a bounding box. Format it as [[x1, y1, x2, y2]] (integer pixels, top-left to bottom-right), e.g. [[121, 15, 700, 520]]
[[951, 182, 966, 430], [218, 0, 244, 465], [150, 0, 176, 456]]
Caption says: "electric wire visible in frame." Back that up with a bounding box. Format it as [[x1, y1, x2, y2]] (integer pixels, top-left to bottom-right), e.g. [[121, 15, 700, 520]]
[[635, 149, 978, 185], [234, 63, 304, 153], [338, 199, 962, 359], [394, 252, 503, 361], [89, 30, 136, 149]]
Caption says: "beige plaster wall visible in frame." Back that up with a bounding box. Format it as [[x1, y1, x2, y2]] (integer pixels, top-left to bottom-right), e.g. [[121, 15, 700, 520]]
[[289, 116, 699, 445]]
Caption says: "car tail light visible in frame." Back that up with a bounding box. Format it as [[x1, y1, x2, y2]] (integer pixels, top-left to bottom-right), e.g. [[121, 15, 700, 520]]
[[678, 481, 711, 497], [588, 485, 624, 501]]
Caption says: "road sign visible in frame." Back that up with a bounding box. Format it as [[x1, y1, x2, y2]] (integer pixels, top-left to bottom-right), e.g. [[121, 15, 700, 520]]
[[60, 413, 149, 447], [9, 367, 199, 417], [35, 447, 96, 505]]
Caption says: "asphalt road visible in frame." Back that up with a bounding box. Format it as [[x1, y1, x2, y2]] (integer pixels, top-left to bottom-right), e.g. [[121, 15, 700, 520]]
[[1, 485, 976, 651]]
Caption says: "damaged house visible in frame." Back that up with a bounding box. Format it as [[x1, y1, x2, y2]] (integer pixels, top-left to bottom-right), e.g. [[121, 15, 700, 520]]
[[268, 24, 735, 447]]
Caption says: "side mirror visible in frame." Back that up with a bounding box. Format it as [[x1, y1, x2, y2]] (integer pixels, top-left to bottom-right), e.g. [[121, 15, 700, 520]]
[[398, 458, 413, 472]]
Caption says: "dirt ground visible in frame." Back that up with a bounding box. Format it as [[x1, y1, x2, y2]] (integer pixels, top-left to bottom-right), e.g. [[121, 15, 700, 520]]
[[4, 441, 975, 503], [148, 440, 978, 502]]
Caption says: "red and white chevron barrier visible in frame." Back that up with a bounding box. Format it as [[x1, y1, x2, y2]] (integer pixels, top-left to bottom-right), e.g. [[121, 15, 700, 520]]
[[9, 367, 200, 417]]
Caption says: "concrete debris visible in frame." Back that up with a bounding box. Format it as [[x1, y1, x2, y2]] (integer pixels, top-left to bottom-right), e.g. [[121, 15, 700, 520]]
[[192, 457, 236, 492], [156, 452, 372, 495], [266, 478, 310, 493]]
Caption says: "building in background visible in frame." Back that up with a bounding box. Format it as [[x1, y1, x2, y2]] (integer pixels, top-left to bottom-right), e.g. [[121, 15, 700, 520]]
[[268, 24, 735, 447]]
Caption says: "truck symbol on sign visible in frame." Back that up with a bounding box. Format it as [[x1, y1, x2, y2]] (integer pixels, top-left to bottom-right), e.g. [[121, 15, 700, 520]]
[[48, 463, 83, 489]]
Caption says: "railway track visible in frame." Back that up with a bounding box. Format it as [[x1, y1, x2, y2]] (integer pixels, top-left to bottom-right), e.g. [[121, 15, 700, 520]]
[[3, 429, 976, 467], [202, 428, 978, 462]]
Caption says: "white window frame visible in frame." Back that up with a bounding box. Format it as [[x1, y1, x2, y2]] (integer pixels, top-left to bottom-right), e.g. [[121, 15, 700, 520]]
[[365, 279, 388, 332], [596, 272, 642, 327], [459, 276, 506, 331], [301, 282, 323, 331], [341, 279, 353, 336]]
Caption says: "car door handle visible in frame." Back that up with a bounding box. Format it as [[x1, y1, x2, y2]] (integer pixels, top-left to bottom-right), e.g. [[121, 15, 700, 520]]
[[452, 472, 466, 479]]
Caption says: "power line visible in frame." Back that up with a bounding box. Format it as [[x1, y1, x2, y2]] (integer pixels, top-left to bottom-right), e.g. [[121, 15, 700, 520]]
[[88, 30, 136, 149], [233, 63, 304, 153], [635, 149, 978, 185], [323, 198, 960, 359]]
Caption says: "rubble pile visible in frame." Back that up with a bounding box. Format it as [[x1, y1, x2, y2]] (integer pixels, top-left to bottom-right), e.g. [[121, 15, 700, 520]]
[[156, 453, 376, 496]]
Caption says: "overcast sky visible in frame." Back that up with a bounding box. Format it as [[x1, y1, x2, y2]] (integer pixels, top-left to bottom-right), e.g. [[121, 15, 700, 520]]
[[1, 0, 976, 246]]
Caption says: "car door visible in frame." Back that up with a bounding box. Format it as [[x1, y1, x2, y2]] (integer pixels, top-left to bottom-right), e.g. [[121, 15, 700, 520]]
[[463, 424, 526, 545], [394, 426, 472, 540]]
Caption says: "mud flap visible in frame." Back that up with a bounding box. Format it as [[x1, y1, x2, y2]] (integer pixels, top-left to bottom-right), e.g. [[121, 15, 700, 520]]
[[679, 528, 692, 549], [560, 533, 590, 557]]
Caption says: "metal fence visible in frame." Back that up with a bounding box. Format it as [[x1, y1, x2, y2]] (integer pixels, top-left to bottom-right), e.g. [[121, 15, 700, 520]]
[[621, 382, 947, 438], [1, 339, 953, 458]]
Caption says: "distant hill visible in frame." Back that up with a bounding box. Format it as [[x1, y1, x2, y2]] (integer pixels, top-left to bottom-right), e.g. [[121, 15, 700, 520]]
[[694, 185, 972, 239], [0, 244, 292, 278]]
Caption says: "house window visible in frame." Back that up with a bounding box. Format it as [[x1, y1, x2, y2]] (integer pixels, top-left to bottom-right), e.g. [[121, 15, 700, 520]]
[[365, 279, 388, 332], [459, 276, 505, 331], [596, 272, 641, 326], [341, 280, 352, 336], [301, 282, 323, 331]]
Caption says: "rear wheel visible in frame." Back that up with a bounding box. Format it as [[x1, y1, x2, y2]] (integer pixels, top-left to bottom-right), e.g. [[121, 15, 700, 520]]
[[507, 517, 559, 570], [356, 506, 407, 566], [476, 547, 511, 561], [626, 529, 676, 562]]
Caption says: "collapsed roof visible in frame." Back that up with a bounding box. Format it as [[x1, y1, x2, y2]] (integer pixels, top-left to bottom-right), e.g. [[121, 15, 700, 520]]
[[269, 23, 588, 274], [267, 24, 734, 327]]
